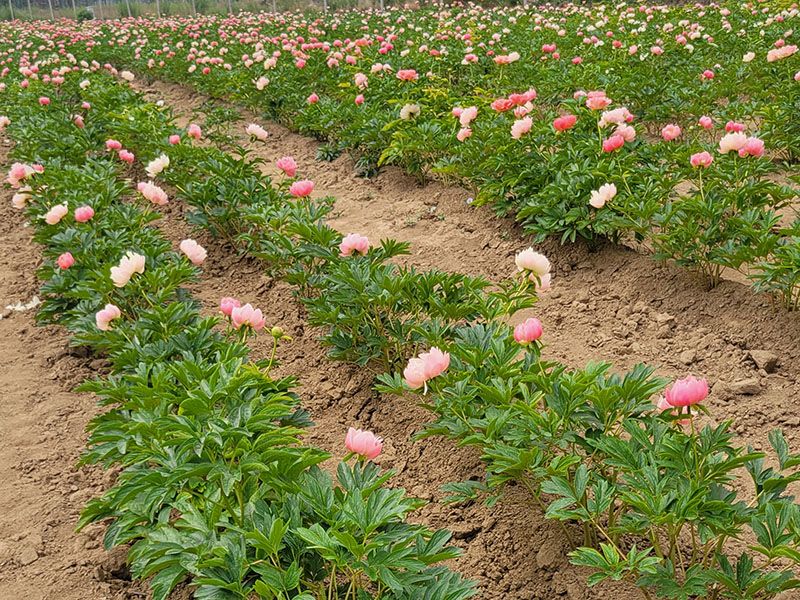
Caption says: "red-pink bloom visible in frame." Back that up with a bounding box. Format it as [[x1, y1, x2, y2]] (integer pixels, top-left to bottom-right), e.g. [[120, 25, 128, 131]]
[[187, 123, 202, 140], [491, 98, 515, 112], [738, 137, 765, 158], [339, 233, 370, 257], [118, 149, 135, 163], [276, 156, 298, 177], [665, 376, 708, 407], [169, 134, 181, 145], [74, 205, 95, 222], [95, 303, 121, 331], [231, 303, 266, 331], [345, 427, 382, 460], [57, 252, 75, 270], [289, 179, 314, 197], [661, 124, 681, 141], [38, 96, 50, 106], [553, 114, 577, 131], [307, 93, 319, 104], [219, 297, 241, 317], [698, 116, 713, 129], [354, 94, 365, 106], [105, 139, 122, 151], [602, 134, 625, 152], [702, 69, 714, 80], [690, 151, 714, 168], [514, 318, 543, 345]]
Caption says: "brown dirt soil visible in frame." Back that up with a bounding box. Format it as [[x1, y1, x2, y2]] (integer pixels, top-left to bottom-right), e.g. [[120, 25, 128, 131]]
[[2, 74, 800, 600]]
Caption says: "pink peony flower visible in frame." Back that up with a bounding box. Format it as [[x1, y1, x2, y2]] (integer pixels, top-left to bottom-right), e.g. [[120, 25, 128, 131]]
[[738, 137, 765, 158], [74, 205, 95, 222], [137, 181, 169, 206], [6, 162, 36, 188], [586, 94, 611, 110], [457, 127, 472, 142], [44, 204, 69, 225], [168, 134, 181, 145], [589, 183, 617, 208], [95, 303, 121, 331], [664, 376, 709, 407], [661, 124, 682, 141], [698, 116, 713, 130], [345, 427, 382, 460], [38, 96, 50, 106], [56, 252, 75, 270], [219, 297, 241, 317], [118, 149, 135, 164], [246, 123, 269, 140], [145, 154, 170, 178], [615, 123, 636, 142], [187, 123, 202, 140], [719, 132, 748, 154], [354, 94, 365, 106], [105, 139, 122, 151], [231, 303, 266, 331], [110, 252, 146, 287], [307, 93, 319, 104], [515, 247, 550, 275], [553, 114, 577, 131], [403, 347, 450, 389], [514, 318, 543, 345], [396, 69, 418, 81], [339, 233, 370, 257], [511, 117, 533, 140], [725, 121, 745, 133], [690, 151, 714, 168], [276, 156, 298, 177], [702, 69, 714, 80], [179, 239, 207, 265], [289, 179, 314, 197], [459, 106, 478, 127], [602, 134, 625, 152]]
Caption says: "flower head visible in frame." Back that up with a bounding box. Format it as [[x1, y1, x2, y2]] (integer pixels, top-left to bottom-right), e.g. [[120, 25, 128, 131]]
[[276, 156, 298, 177], [110, 252, 146, 288], [74, 205, 95, 222], [95, 303, 121, 331], [589, 183, 617, 209], [44, 204, 69, 225], [289, 179, 314, 198], [514, 318, 543, 345], [219, 297, 241, 317], [179, 239, 207, 265], [231, 303, 266, 331], [339, 233, 370, 257], [665, 376, 709, 407], [515, 248, 550, 275], [57, 252, 75, 270], [345, 427, 382, 460]]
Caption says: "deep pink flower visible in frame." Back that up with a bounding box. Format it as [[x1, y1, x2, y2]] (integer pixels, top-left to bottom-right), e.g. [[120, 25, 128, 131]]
[[276, 156, 298, 177], [602, 134, 625, 152], [38, 96, 50, 106], [345, 427, 382, 460], [118, 149, 135, 163], [307, 93, 319, 104], [738, 137, 765, 158], [725, 121, 745, 133], [105, 139, 122, 151], [698, 116, 713, 130], [169, 134, 181, 145], [553, 114, 577, 131]]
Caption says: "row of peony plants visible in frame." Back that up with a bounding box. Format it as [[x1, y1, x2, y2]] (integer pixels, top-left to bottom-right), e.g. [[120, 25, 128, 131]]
[[7, 58, 800, 598], [48, 69, 800, 598], [16, 3, 797, 304], [2, 71, 477, 600]]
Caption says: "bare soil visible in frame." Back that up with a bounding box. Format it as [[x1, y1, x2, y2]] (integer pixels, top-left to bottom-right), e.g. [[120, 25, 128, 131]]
[[1, 78, 799, 599]]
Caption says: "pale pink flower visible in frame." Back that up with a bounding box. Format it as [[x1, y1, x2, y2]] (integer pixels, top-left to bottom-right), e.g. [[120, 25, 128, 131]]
[[105, 139, 122, 151], [354, 72, 368, 89], [231, 303, 266, 331], [459, 106, 478, 127], [690, 151, 713, 168], [396, 69, 418, 81], [246, 123, 269, 141], [0, 116, 10, 130], [661, 124, 681, 141], [11, 190, 31, 209], [698, 116, 713, 129], [514, 318, 543, 345], [457, 127, 472, 142], [95, 303, 121, 331], [615, 123, 636, 142], [289, 179, 314, 197], [598, 107, 632, 128], [276, 156, 297, 177], [767, 45, 797, 62], [589, 183, 616, 208], [57, 252, 75, 270], [74, 205, 95, 222], [110, 252, 146, 287], [45, 204, 69, 225], [718, 132, 748, 154], [403, 347, 450, 389], [137, 181, 169, 206], [515, 248, 550, 275], [145, 154, 170, 178], [345, 427, 382, 460], [511, 117, 533, 140], [6, 162, 36, 188], [585, 94, 611, 110], [665, 376, 708, 407], [169, 134, 181, 145], [179, 239, 207, 265], [219, 297, 241, 317], [118, 149, 135, 163], [339, 233, 370, 257]]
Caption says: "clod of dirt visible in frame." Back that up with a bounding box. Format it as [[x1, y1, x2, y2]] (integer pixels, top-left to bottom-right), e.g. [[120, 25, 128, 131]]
[[749, 350, 779, 373], [730, 378, 762, 395]]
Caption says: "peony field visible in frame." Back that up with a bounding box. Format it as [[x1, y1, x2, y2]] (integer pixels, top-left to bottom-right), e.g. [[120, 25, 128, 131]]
[[1, 1, 800, 599]]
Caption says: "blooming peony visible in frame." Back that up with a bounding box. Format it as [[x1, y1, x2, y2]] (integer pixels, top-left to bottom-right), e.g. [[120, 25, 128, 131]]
[[345, 427, 382, 460], [137, 181, 169, 206], [95, 303, 121, 331], [515, 247, 550, 275], [110, 252, 146, 288], [145, 154, 170, 179], [719, 132, 748, 154], [276, 156, 298, 177], [553, 114, 577, 132], [511, 117, 533, 140], [289, 179, 314, 197], [231, 303, 266, 331], [179, 239, 207, 265], [74, 205, 95, 222], [738, 137, 765, 158], [690, 151, 714, 168], [339, 233, 370, 257], [56, 252, 75, 270], [514, 318, 543, 345], [661, 124, 681, 141], [246, 123, 269, 141], [45, 204, 69, 225], [665, 376, 709, 407], [220, 297, 241, 317], [589, 183, 617, 209]]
